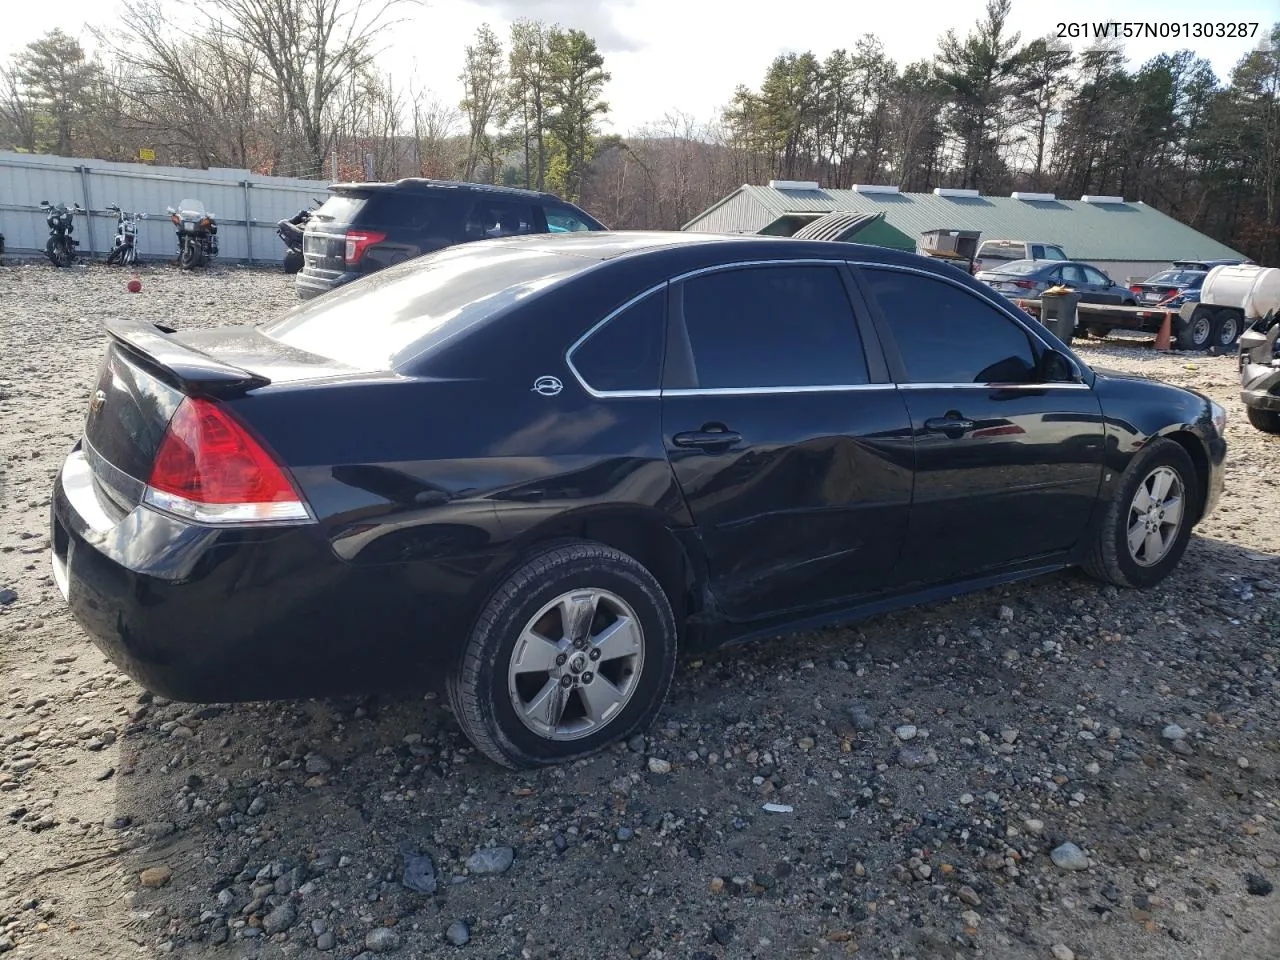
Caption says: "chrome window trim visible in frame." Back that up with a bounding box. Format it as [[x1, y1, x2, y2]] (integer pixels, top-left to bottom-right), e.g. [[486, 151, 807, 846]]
[[564, 257, 864, 399], [564, 281, 669, 399], [564, 256, 1093, 399], [663, 384, 895, 397], [845, 259, 1091, 385]]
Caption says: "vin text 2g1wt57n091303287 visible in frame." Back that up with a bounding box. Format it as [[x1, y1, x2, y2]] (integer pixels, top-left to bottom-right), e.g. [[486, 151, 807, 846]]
[[50, 232, 1227, 768]]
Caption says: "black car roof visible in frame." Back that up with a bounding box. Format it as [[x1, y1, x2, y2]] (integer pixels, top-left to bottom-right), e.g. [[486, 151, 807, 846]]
[[329, 177, 569, 204], [473, 230, 938, 268]]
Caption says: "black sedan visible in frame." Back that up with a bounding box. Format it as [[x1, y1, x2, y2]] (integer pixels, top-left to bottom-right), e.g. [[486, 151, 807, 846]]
[[52, 233, 1227, 768], [976, 259, 1138, 305]]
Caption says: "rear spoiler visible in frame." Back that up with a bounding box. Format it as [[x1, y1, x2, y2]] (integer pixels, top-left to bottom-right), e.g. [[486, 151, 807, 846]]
[[103, 318, 271, 395]]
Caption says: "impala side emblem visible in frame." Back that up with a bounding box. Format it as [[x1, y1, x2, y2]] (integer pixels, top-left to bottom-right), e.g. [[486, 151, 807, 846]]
[[89, 389, 107, 413], [532, 376, 563, 397]]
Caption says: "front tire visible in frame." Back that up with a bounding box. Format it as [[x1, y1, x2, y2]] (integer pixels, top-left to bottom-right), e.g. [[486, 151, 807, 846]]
[[448, 541, 678, 769], [46, 237, 72, 267], [178, 239, 202, 270], [1247, 405, 1280, 434], [1082, 438, 1199, 589], [1177, 307, 1213, 351]]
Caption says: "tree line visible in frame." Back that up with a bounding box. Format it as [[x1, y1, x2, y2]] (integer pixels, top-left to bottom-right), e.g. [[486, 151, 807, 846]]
[[0, 0, 1276, 263]]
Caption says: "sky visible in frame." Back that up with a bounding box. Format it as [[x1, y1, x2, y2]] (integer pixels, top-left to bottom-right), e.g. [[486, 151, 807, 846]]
[[4, 0, 1276, 135]]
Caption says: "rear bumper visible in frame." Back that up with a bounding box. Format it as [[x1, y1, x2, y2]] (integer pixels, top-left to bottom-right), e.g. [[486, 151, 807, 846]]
[[295, 269, 358, 300], [50, 447, 471, 702]]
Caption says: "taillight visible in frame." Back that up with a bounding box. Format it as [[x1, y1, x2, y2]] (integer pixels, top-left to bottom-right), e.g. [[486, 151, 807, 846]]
[[144, 397, 310, 524], [345, 230, 386, 264], [1013, 280, 1035, 289], [1130, 285, 1143, 294]]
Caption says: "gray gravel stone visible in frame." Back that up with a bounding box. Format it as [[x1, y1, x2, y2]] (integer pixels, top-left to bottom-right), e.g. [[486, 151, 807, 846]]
[[1051, 842, 1090, 871], [897, 745, 937, 769], [446, 920, 471, 946], [1162, 724, 1187, 741], [262, 903, 296, 936], [466, 846, 514, 875], [304, 753, 332, 774], [247, 796, 267, 816], [365, 927, 402, 952]]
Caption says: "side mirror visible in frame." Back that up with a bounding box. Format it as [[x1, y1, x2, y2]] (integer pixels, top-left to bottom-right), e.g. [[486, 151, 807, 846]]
[[1039, 349, 1076, 384]]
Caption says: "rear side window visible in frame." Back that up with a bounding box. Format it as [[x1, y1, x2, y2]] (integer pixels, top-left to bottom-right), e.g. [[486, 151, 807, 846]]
[[463, 200, 539, 240], [312, 193, 447, 231], [569, 291, 665, 393], [861, 267, 1037, 384], [1060, 264, 1088, 285], [676, 265, 868, 389], [1083, 265, 1111, 285], [1031, 245, 1045, 259]]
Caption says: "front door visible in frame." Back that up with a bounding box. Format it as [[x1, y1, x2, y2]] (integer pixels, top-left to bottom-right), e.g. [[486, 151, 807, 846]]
[[855, 265, 1106, 587], [660, 262, 915, 621]]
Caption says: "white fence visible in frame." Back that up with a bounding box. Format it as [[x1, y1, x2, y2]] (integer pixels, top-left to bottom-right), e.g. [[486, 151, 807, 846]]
[[0, 151, 332, 265]]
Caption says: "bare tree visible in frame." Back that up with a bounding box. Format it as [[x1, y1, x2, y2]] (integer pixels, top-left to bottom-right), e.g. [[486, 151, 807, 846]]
[[0, 63, 39, 152], [410, 87, 463, 178], [205, 0, 416, 176]]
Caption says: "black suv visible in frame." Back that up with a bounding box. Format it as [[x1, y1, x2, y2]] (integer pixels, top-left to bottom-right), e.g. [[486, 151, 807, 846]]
[[296, 178, 607, 299]]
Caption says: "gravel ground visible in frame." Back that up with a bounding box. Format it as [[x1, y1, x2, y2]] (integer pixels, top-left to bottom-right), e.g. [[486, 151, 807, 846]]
[[1, 261, 1278, 960]]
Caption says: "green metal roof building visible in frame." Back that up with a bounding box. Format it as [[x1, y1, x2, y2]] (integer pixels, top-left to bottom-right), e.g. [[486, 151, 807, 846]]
[[682, 181, 1246, 281]]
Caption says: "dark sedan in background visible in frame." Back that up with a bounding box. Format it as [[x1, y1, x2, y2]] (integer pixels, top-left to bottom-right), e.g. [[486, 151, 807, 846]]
[[52, 233, 1226, 768], [1129, 267, 1207, 310], [976, 259, 1138, 305]]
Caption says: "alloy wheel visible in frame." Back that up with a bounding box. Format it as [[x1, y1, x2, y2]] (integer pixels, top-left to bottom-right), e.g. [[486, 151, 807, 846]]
[[507, 588, 645, 741], [1126, 466, 1184, 567]]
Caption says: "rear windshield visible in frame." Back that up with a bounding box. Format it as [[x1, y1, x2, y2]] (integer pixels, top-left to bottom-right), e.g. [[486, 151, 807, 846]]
[[978, 242, 1023, 258], [1146, 270, 1205, 286], [311, 191, 447, 230], [991, 260, 1042, 275], [260, 243, 586, 370]]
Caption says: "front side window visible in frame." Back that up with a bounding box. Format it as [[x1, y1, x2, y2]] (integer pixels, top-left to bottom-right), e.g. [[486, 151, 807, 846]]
[[861, 267, 1038, 385], [569, 290, 665, 393], [676, 265, 868, 389]]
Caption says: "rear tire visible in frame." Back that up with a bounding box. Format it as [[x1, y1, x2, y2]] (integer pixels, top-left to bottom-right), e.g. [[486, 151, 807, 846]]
[[1082, 438, 1199, 589], [448, 540, 678, 769], [1247, 405, 1280, 434], [106, 245, 123, 266], [1212, 309, 1242, 349], [1086, 325, 1110, 340]]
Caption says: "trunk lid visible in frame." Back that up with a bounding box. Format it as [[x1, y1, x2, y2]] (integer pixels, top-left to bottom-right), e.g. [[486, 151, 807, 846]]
[[81, 320, 356, 511]]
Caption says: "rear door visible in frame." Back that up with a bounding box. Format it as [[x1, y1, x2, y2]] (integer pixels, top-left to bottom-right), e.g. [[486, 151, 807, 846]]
[[462, 199, 543, 241], [854, 265, 1105, 587], [660, 261, 914, 621]]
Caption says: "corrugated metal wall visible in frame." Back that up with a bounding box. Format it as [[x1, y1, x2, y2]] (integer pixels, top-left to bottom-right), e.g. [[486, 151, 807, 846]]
[[681, 190, 774, 234], [0, 151, 330, 264]]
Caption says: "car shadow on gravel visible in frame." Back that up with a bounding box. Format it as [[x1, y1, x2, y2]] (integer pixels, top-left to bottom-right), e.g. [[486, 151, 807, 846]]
[[90, 532, 1279, 958]]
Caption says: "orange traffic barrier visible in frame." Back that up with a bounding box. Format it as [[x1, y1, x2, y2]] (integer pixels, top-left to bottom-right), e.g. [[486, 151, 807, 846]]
[[1154, 310, 1172, 351]]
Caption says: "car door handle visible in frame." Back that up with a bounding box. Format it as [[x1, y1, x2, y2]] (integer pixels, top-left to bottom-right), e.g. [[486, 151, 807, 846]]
[[924, 416, 975, 435], [672, 429, 743, 450]]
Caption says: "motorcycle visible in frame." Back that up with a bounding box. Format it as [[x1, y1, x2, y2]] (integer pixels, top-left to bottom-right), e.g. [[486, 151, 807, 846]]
[[166, 198, 218, 270], [106, 203, 144, 266], [276, 198, 323, 274], [40, 200, 81, 267]]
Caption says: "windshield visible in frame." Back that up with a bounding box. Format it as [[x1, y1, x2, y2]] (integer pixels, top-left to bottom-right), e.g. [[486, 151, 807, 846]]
[[1145, 270, 1205, 287], [177, 198, 207, 217], [990, 260, 1043, 276], [261, 242, 589, 371]]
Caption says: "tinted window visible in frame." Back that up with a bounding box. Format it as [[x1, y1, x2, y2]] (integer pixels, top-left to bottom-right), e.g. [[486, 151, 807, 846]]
[[1031, 245, 1045, 259], [263, 243, 588, 370], [570, 291, 665, 392], [678, 266, 867, 389], [545, 207, 598, 232], [1083, 265, 1111, 285], [463, 200, 539, 240], [311, 194, 367, 226], [862, 268, 1037, 384], [1043, 246, 1067, 261]]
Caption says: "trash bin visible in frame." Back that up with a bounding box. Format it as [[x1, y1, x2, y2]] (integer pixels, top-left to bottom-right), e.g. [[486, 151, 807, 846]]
[[1039, 287, 1080, 346]]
